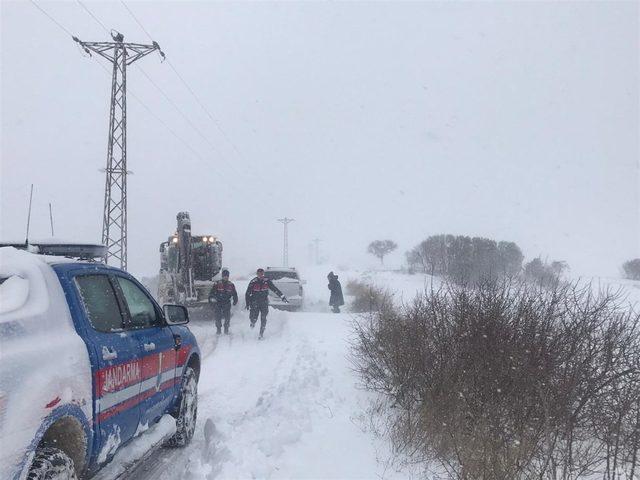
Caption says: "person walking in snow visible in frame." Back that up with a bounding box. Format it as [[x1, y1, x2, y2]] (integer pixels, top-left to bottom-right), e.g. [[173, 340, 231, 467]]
[[327, 271, 344, 313], [245, 268, 287, 339], [209, 269, 238, 335]]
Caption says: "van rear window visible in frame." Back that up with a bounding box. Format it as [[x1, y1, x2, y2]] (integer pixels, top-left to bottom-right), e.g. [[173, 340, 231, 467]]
[[264, 271, 299, 281]]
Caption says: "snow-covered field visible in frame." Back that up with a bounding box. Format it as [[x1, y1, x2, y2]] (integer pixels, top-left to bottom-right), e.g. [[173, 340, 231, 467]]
[[123, 268, 640, 480]]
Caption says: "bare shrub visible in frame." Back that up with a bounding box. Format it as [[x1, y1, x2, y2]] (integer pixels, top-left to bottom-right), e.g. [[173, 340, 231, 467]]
[[351, 279, 640, 479], [345, 279, 392, 313], [523, 257, 568, 287]]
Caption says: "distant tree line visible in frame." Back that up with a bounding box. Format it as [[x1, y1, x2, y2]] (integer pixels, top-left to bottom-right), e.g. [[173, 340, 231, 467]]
[[622, 258, 640, 281], [406, 234, 524, 283]]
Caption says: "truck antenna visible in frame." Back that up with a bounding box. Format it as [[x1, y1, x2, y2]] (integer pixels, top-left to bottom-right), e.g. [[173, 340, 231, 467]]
[[49, 202, 55, 237], [25, 184, 34, 245]]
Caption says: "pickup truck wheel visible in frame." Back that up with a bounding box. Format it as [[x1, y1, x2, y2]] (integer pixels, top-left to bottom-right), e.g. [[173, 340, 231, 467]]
[[27, 447, 77, 480], [166, 366, 198, 447]]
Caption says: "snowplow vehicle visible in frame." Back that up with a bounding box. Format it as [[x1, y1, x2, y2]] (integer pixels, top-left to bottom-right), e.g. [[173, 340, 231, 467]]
[[158, 212, 223, 319]]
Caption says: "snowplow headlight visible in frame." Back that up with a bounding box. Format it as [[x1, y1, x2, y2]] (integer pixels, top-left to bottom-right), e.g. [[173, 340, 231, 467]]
[[208, 236, 215, 242], [172, 237, 178, 244]]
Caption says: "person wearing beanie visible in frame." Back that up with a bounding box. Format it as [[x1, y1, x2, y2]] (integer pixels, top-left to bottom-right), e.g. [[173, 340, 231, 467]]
[[209, 269, 238, 334], [245, 268, 288, 339]]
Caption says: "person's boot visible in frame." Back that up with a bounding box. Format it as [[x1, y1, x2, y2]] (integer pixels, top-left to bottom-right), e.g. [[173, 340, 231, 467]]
[[216, 328, 221, 335], [224, 327, 229, 335], [250, 321, 256, 329], [259, 326, 265, 339]]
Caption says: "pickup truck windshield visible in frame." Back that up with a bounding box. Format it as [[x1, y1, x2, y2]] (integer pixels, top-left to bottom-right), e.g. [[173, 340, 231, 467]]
[[116, 276, 159, 328]]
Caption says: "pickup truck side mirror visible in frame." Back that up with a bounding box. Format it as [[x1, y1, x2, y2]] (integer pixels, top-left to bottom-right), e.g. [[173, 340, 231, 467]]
[[163, 304, 189, 325]]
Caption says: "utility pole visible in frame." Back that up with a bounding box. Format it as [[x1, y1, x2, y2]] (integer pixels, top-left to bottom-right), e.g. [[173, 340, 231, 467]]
[[312, 238, 321, 265], [73, 31, 164, 270], [277, 218, 294, 267]]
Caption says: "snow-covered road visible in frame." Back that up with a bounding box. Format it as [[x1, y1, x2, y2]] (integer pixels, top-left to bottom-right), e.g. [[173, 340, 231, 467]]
[[127, 308, 403, 480]]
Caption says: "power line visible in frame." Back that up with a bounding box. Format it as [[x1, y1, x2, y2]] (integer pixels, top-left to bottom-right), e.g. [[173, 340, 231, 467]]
[[76, 0, 109, 35], [133, 64, 249, 182], [165, 60, 244, 158], [29, 0, 74, 37], [92, 58, 243, 197], [120, 0, 245, 158], [72, 2, 245, 197], [117, 0, 278, 193], [120, 0, 154, 42], [32, 0, 248, 200]]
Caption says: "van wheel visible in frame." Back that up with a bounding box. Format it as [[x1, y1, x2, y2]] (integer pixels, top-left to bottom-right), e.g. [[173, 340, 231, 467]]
[[166, 366, 198, 447], [27, 447, 77, 480]]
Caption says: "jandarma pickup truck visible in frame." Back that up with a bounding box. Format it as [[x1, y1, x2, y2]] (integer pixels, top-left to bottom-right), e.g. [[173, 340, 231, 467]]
[[0, 245, 201, 480]]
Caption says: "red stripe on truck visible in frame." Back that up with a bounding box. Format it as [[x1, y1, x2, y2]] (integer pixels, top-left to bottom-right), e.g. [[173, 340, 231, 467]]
[[95, 349, 178, 397], [96, 377, 178, 422]]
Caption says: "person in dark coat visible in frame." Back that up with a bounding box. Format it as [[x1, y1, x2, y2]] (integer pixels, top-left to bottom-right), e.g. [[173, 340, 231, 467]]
[[245, 268, 288, 339], [209, 269, 238, 335], [327, 272, 344, 313]]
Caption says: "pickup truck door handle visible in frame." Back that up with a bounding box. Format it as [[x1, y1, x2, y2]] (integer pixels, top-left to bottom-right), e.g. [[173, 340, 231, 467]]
[[102, 346, 118, 361], [143, 342, 156, 352]]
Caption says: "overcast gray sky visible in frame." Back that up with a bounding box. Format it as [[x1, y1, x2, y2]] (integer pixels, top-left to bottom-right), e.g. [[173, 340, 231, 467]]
[[1, 1, 638, 277]]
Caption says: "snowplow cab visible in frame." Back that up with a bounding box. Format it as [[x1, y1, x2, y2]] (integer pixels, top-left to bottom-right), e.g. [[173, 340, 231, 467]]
[[158, 212, 222, 311]]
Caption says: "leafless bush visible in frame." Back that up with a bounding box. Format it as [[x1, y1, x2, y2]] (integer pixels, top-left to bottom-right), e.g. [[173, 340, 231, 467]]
[[351, 279, 640, 479], [523, 257, 568, 288], [345, 279, 392, 313]]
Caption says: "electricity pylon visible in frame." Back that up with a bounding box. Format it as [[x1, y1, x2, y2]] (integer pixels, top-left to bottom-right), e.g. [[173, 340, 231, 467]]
[[74, 31, 164, 270], [277, 217, 295, 267]]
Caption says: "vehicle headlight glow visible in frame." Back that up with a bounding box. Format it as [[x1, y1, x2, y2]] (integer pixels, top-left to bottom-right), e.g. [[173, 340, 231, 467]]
[[172, 237, 178, 244], [209, 236, 215, 242]]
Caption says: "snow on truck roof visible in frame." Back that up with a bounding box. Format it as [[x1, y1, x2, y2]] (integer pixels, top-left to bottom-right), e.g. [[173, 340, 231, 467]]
[[0, 247, 52, 319], [0, 246, 84, 320]]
